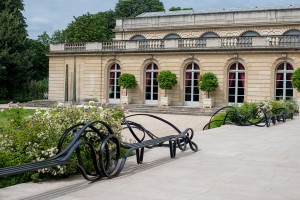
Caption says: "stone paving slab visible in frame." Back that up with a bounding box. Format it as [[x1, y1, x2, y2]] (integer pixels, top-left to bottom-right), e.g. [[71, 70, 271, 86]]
[[0, 115, 300, 200]]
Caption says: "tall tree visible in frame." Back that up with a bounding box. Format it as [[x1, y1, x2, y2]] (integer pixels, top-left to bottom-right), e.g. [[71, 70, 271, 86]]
[[115, 0, 165, 18], [51, 30, 66, 43], [64, 10, 116, 42], [0, 0, 31, 99]]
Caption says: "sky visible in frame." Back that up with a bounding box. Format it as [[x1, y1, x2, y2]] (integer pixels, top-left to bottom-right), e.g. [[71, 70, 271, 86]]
[[23, 0, 300, 39]]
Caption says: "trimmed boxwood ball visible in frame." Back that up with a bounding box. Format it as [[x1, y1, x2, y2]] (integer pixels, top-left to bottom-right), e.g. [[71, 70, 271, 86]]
[[157, 70, 178, 95], [198, 72, 219, 98], [292, 68, 300, 92], [118, 73, 137, 95]]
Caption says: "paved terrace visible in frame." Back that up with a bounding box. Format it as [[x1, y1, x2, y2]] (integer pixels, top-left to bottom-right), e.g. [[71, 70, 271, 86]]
[[0, 114, 300, 200]]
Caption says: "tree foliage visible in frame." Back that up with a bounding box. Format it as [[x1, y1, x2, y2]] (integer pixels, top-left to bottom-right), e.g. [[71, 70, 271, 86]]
[[169, 7, 193, 11], [0, 0, 30, 99], [115, 0, 165, 18], [292, 68, 300, 92], [157, 70, 177, 91], [118, 73, 137, 95], [198, 72, 219, 98], [64, 11, 116, 42]]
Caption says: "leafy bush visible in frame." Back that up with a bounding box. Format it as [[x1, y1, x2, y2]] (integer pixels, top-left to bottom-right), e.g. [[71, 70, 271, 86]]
[[157, 70, 178, 93], [118, 73, 137, 95], [198, 72, 218, 98], [0, 103, 124, 187], [292, 68, 300, 92], [28, 78, 48, 100]]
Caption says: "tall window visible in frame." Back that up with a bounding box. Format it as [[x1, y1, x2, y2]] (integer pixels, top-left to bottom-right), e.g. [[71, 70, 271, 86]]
[[145, 63, 159, 104], [185, 63, 200, 106], [275, 63, 294, 100], [109, 64, 121, 103], [228, 63, 245, 103]]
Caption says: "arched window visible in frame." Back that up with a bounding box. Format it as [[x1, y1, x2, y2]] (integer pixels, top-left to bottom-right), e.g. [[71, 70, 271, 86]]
[[275, 63, 294, 100], [228, 63, 245, 103], [200, 32, 220, 38], [184, 63, 200, 106], [130, 35, 146, 40], [240, 31, 260, 37], [145, 63, 159, 104], [164, 33, 181, 39], [108, 64, 121, 103], [283, 29, 300, 36]]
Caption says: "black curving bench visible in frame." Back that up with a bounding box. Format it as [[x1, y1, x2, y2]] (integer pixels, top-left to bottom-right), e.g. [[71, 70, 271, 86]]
[[267, 108, 294, 125], [0, 115, 198, 181]]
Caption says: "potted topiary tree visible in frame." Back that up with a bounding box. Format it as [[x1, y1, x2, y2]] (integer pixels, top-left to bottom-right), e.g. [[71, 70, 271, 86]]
[[157, 70, 178, 106], [198, 72, 219, 108], [292, 68, 300, 111], [118, 73, 137, 104]]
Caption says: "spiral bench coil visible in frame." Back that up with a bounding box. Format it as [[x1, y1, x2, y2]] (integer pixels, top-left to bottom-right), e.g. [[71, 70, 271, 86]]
[[203, 106, 294, 130], [0, 114, 198, 181]]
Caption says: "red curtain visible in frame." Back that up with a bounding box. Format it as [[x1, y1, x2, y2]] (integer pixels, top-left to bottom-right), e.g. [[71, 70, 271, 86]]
[[185, 72, 191, 86], [240, 73, 245, 87], [229, 73, 235, 87], [276, 73, 282, 87], [110, 72, 115, 85], [146, 72, 151, 85]]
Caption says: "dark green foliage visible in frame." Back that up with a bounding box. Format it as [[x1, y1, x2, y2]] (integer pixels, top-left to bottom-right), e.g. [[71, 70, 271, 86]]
[[198, 72, 219, 98], [118, 73, 137, 95], [64, 11, 116, 42], [157, 70, 178, 91], [115, 0, 165, 18], [292, 68, 300, 92], [0, 0, 30, 99], [169, 7, 193, 11], [28, 78, 48, 100], [50, 30, 66, 43]]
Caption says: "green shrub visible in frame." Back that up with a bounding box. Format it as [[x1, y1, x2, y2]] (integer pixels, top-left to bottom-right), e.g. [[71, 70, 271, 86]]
[[283, 99, 299, 113], [236, 101, 258, 122], [292, 68, 300, 92], [0, 103, 124, 187], [118, 73, 137, 95], [198, 72, 218, 98], [157, 70, 178, 93], [28, 78, 48, 100]]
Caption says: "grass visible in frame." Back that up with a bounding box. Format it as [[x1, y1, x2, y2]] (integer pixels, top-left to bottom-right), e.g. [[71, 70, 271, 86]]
[[0, 108, 36, 125]]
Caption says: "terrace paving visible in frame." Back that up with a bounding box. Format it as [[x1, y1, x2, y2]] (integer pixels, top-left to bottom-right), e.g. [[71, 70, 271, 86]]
[[0, 113, 300, 200]]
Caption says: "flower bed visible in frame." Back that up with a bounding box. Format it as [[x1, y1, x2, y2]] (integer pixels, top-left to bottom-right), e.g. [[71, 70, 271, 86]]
[[0, 102, 124, 187]]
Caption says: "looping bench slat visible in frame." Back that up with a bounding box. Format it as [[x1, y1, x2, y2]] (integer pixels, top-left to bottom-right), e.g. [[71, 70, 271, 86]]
[[0, 114, 198, 181]]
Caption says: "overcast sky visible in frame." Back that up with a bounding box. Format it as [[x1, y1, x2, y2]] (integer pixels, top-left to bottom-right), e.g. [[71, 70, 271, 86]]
[[23, 0, 300, 39]]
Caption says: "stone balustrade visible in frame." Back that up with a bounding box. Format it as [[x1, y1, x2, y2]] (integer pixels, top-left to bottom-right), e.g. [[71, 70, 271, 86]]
[[50, 36, 300, 53]]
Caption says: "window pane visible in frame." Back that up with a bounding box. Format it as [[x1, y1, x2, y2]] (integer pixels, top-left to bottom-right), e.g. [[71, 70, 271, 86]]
[[193, 87, 199, 94], [237, 96, 244, 103], [229, 88, 235, 95], [276, 73, 284, 81], [238, 63, 244, 70], [286, 89, 293, 97], [276, 89, 283, 96], [116, 92, 120, 98], [228, 96, 235, 102], [238, 88, 244, 95], [277, 64, 284, 70], [145, 93, 151, 100], [153, 86, 158, 93], [193, 94, 199, 101], [286, 81, 292, 88], [238, 81, 244, 87], [287, 73, 292, 80], [186, 87, 191, 93], [276, 81, 283, 88], [229, 63, 236, 70], [229, 80, 236, 87], [185, 95, 191, 101], [286, 63, 293, 70]]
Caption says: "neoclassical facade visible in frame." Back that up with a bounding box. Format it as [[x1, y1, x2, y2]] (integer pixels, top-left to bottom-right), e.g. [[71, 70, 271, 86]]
[[49, 5, 300, 107]]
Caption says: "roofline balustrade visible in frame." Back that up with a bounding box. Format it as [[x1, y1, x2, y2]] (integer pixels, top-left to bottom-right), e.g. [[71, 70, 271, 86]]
[[50, 36, 300, 53]]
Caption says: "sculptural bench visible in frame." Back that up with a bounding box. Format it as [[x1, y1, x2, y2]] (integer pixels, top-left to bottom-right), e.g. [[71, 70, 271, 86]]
[[0, 115, 198, 181], [266, 108, 294, 125]]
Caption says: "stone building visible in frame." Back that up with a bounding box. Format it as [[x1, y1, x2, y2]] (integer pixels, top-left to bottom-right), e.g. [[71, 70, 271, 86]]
[[49, 5, 300, 107]]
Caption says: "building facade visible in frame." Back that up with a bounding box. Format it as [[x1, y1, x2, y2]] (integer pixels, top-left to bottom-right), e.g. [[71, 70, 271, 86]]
[[49, 5, 300, 107]]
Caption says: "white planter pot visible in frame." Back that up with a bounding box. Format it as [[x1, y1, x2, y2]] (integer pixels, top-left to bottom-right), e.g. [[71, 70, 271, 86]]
[[121, 95, 131, 104], [202, 97, 214, 108], [160, 96, 171, 106]]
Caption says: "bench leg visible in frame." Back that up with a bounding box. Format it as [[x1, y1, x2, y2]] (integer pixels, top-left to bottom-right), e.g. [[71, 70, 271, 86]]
[[169, 140, 176, 159], [135, 148, 144, 164]]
